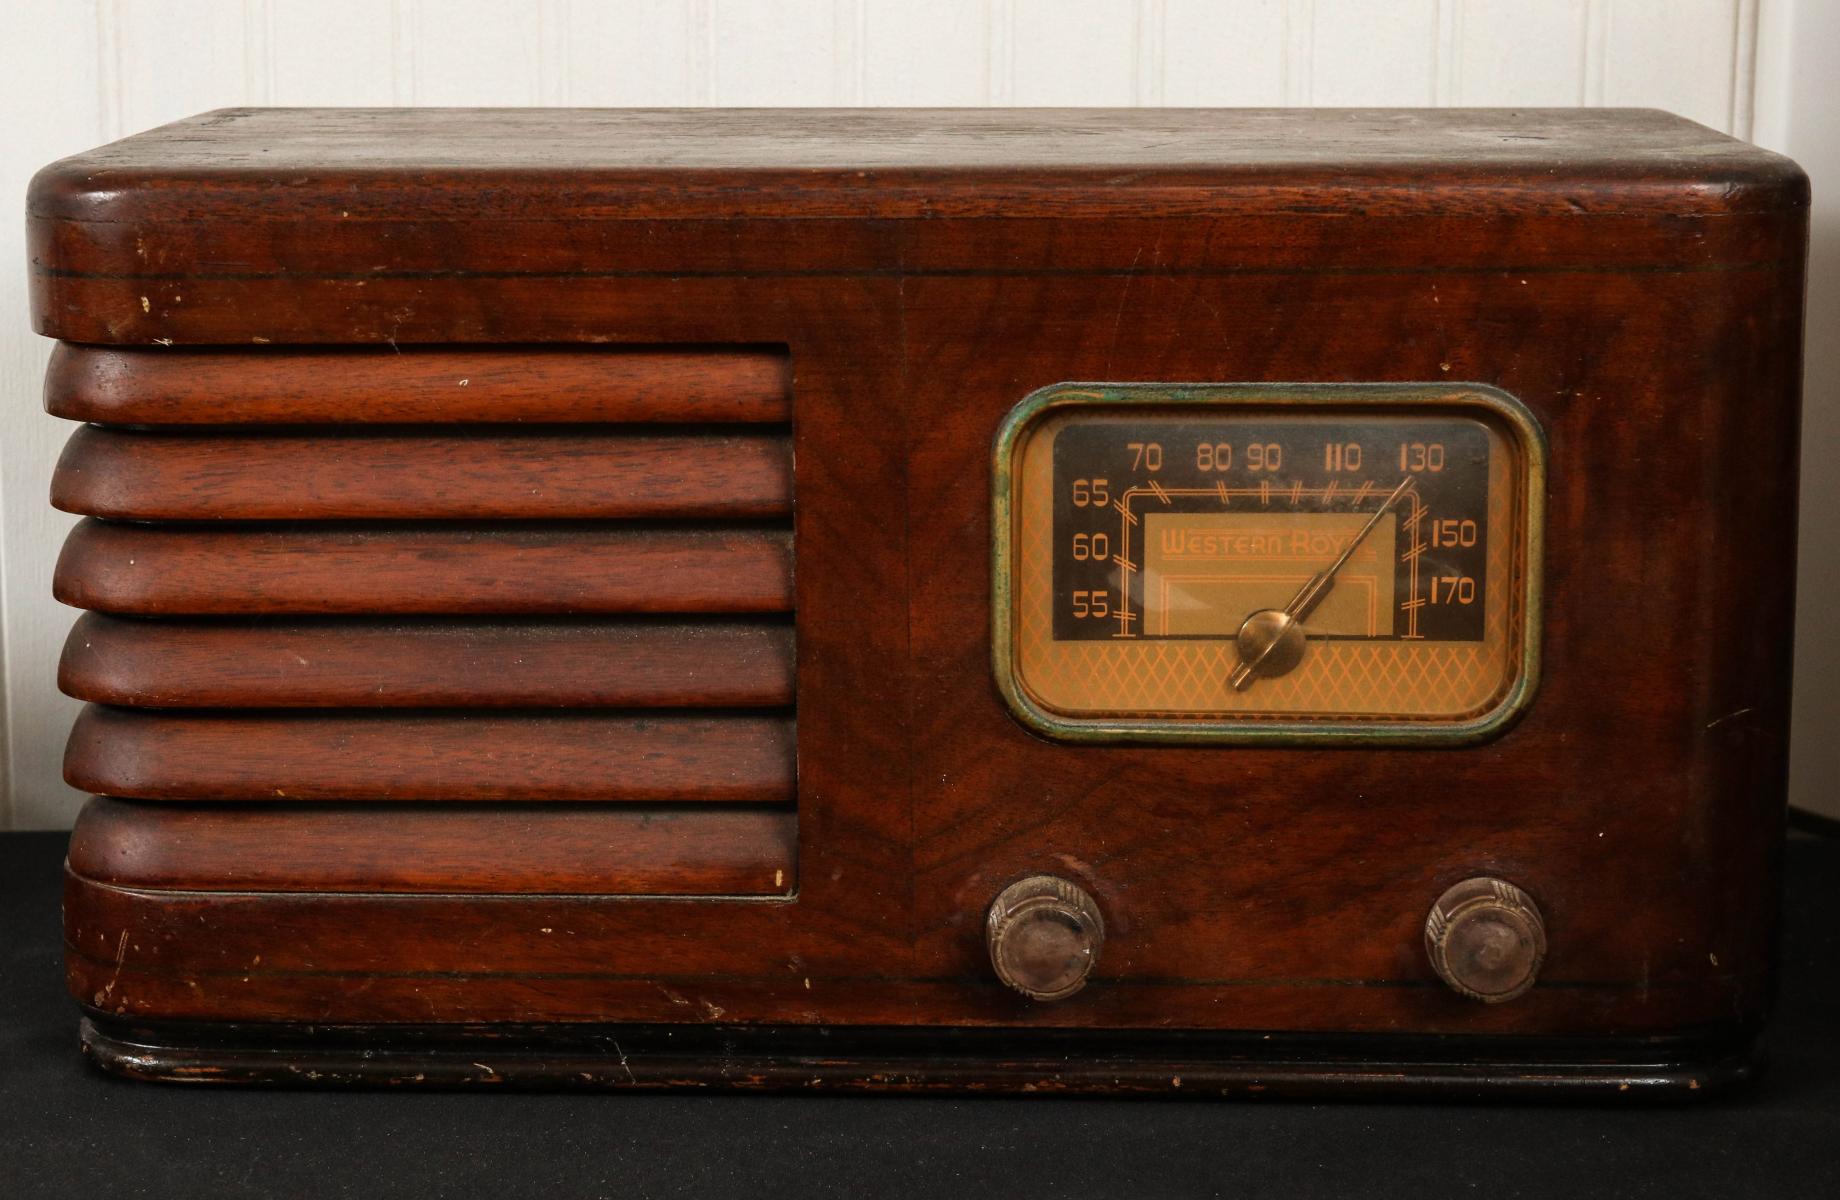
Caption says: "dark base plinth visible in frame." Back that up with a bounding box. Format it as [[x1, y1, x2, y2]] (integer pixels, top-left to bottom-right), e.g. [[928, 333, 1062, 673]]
[[81, 1014, 1762, 1101]]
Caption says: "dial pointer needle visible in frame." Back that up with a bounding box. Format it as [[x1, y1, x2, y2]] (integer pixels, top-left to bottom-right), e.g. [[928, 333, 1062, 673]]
[[1229, 475, 1415, 691]]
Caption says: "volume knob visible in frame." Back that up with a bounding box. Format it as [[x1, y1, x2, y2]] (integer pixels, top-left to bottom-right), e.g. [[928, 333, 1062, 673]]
[[1424, 876, 1547, 1003], [986, 875, 1105, 1001]]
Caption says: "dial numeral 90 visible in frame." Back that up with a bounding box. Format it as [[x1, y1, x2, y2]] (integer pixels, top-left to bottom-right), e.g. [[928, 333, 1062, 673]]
[[1246, 442, 1282, 472]]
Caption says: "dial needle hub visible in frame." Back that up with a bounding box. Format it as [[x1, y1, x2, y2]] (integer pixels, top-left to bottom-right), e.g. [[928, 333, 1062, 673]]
[[1229, 475, 1415, 692]]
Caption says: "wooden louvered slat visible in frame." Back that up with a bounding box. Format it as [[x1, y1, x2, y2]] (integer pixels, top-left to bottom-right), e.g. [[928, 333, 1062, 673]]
[[69, 797, 796, 896], [52, 426, 793, 521], [54, 520, 794, 615], [45, 344, 790, 425], [60, 614, 796, 709], [64, 706, 796, 803]]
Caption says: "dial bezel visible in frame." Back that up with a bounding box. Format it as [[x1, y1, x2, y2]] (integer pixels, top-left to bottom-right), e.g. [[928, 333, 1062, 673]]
[[991, 382, 1546, 746]]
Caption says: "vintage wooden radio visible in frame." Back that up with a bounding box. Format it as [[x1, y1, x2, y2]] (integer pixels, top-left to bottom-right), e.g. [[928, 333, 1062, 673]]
[[32, 108, 1806, 1097]]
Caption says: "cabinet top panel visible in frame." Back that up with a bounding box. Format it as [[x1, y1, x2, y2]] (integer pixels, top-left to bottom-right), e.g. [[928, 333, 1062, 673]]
[[30, 107, 1804, 225], [27, 107, 1808, 345]]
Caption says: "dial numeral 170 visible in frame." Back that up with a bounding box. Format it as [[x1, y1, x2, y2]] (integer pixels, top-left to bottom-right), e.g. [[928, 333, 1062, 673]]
[[1426, 575, 1476, 604]]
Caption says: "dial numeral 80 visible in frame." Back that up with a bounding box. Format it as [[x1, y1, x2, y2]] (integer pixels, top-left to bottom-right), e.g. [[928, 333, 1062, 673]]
[[1195, 442, 1233, 471]]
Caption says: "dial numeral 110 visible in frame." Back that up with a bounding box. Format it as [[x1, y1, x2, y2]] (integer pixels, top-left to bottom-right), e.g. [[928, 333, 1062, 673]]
[[1323, 442, 1363, 472]]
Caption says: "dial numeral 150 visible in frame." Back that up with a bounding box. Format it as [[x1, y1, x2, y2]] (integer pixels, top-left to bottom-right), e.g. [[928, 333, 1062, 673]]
[[1430, 518, 1477, 547]]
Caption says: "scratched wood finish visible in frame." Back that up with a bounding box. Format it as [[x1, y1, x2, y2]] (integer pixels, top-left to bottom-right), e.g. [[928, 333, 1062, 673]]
[[69, 797, 796, 896], [29, 113, 1807, 346], [72, 1017, 1757, 1098], [54, 520, 795, 615], [38, 111, 1808, 1065], [60, 614, 795, 709], [59, 870, 1764, 1035], [65, 705, 796, 803], [52, 426, 793, 521], [44, 343, 792, 424]]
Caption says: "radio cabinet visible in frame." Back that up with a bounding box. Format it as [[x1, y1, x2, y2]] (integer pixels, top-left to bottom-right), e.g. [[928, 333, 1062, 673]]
[[30, 108, 1807, 1096]]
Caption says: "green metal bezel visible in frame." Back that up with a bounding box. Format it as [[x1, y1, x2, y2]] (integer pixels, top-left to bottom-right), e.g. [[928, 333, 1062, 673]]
[[990, 382, 1547, 747]]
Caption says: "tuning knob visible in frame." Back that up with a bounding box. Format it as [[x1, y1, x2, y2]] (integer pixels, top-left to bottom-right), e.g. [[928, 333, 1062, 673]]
[[986, 875, 1105, 1001], [1424, 876, 1547, 1003]]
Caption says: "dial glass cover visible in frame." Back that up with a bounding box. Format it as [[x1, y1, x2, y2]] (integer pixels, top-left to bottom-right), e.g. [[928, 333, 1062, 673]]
[[993, 384, 1544, 744]]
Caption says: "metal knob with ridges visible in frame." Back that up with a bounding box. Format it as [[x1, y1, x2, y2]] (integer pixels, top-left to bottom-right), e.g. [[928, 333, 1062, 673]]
[[1424, 876, 1547, 1003], [986, 874, 1105, 1001]]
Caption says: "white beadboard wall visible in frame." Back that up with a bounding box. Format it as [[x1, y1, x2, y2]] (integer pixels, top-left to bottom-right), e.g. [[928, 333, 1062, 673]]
[[1, 0, 1833, 827]]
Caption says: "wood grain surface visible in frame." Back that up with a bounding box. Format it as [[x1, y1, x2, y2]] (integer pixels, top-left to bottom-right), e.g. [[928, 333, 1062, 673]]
[[52, 425, 793, 520], [54, 520, 795, 615], [65, 706, 796, 803], [68, 796, 796, 895], [44, 343, 791, 424], [30, 112, 1805, 345], [29, 107, 1803, 224], [60, 613, 795, 708]]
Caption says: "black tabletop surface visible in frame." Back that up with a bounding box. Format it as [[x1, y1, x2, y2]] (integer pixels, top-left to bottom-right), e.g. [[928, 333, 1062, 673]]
[[3, 829, 1836, 1199]]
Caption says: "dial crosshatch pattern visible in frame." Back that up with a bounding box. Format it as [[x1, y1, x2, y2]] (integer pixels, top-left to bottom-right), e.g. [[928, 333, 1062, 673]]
[[994, 384, 1544, 744]]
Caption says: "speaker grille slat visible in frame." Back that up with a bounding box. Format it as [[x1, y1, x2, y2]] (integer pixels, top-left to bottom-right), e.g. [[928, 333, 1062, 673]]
[[65, 708, 797, 804], [55, 520, 794, 616], [71, 797, 796, 896], [53, 425, 794, 520], [61, 614, 795, 709], [46, 344, 791, 425]]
